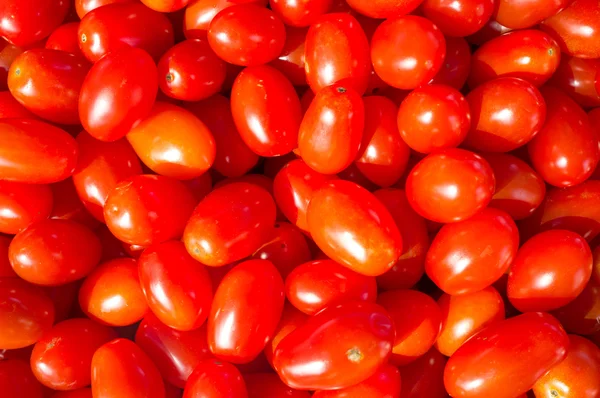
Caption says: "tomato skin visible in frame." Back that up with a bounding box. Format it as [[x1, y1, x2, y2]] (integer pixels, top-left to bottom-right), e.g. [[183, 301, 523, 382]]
[[184, 183, 276, 267], [0, 359, 45, 398], [79, 258, 148, 326], [0, 278, 55, 349], [480, 153, 546, 220], [0, 90, 36, 119], [231, 65, 301, 157], [304, 13, 370, 94], [553, 279, 600, 335], [8, 49, 88, 125], [426, 208, 519, 295], [307, 180, 403, 276], [0, 235, 16, 278], [49, 179, 100, 230], [270, 26, 307, 86], [207, 4, 285, 66], [312, 364, 401, 398], [183, 359, 247, 398], [79, 47, 158, 142], [46, 23, 86, 59], [264, 303, 308, 366], [436, 287, 505, 356], [126, 102, 216, 180], [345, 0, 423, 18], [464, 77, 546, 152], [548, 55, 600, 108], [141, 0, 191, 12], [75, 0, 134, 18], [273, 301, 394, 390], [270, 0, 332, 27], [91, 338, 166, 398], [397, 84, 470, 154], [533, 334, 600, 398], [104, 175, 196, 246], [466, 19, 512, 46], [135, 314, 214, 388], [0, 0, 69, 47], [528, 87, 599, 187], [429, 36, 471, 90], [183, 0, 268, 37], [30, 318, 117, 390], [208, 259, 284, 363], [399, 347, 447, 398], [78, 2, 174, 63], [9, 219, 101, 286], [298, 85, 364, 175], [0, 181, 53, 235], [371, 16, 446, 90], [421, 0, 494, 37], [406, 148, 495, 223], [469, 30, 561, 88], [494, 0, 571, 29], [444, 312, 568, 398], [138, 241, 213, 332]]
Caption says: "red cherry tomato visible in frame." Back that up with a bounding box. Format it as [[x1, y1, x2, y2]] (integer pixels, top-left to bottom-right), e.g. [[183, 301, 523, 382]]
[[0, 0, 69, 47], [399, 347, 447, 398], [9, 219, 101, 286], [270, 0, 332, 27], [421, 0, 494, 37], [445, 312, 569, 398], [230, 65, 301, 157], [371, 15, 446, 90], [429, 36, 471, 90], [104, 174, 196, 246], [304, 13, 370, 94], [397, 84, 470, 154], [548, 55, 600, 108], [208, 259, 284, 363], [298, 85, 364, 175], [207, 4, 285, 66], [91, 338, 165, 398], [0, 181, 53, 235], [273, 301, 394, 390], [8, 49, 89, 125], [141, 0, 190, 12], [494, 0, 572, 29], [553, 279, 600, 335], [426, 208, 519, 295], [45, 23, 86, 59], [138, 241, 213, 331], [184, 183, 276, 266], [183, 358, 247, 397], [528, 86, 599, 187], [30, 318, 117, 390], [406, 148, 495, 223], [79, 258, 148, 326], [263, 302, 308, 365], [307, 180, 403, 276], [345, 0, 423, 18], [126, 102, 216, 180], [78, 2, 174, 62], [469, 30, 561, 88], [245, 373, 310, 398], [312, 364, 401, 398], [79, 47, 158, 142], [0, 277, 55, 349], [0, 359, 44, 398], [541, 0, 600, 59], [75, 0, 134, 19], [183, 0, 268, 38], [270, 26, 307, 86], [136, 314, 214, 388], [0, 90, 35, 119]]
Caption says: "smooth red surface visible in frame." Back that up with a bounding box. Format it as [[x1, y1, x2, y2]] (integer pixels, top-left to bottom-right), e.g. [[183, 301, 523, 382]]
[[312, 364, 401, 397], [494, 0, 572, 29], [0, 0, 69, 47], [0, 359, 45, 398], [548, 55, 600, 108], [183, 358, 247, 397], [421, 0, 494, 37], [399, 347, 447, 398], [0, 181, 53, 235]]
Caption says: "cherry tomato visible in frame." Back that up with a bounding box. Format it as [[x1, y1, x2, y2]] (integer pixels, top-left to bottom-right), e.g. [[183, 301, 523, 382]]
[[0, 0, 69, 47], [0, 359, 44, 398], [0, 90, 35, 119], [480, 153, 546, 220], [533, 334, 600, 398], [464, 77, 546, 152], [230, 65, 301, 157], [183, 358, 247, 397], [104, 174, 196, 246], [426, 208, 519, 295], [8, 49, 88, 124], [78, 2, 174, 62], [263, 303, 308, 365], [469, 30, 561, 88], [371, 15, 445, 90], [270, 0, 332, 27], [183, 0, 268, 37], [298, 85, 364, 174], [92, 338, 165, 398], [126, 102, 216, 180], [273, 301, 394, 390], [304, 13, 370, 94], [207, 4, 285, 66], [494, 0, 572, 29], [0, 277, 55, 349], [79, 258, 148, 326], [141, 0, 190, 12], [75, 0, 134, 18], [138, 241, 213, 331], [30, 318, 117, 390], [9, 219, 101, 286], [270, 26, 307, 86], [399, 347, 447, 398], [444, 312, 568, 398], [307, 180, 403, 276], [208, 259, 284, 363], [397, 84, 470, 154], [0, 235, 16, 278], [312, 364, 401, 398], [405, 148, 495, 223], [528, 86, 599, 187], [345, 0, 423, 18], [421, 0, 494, 37], [46, 23, 86, 59], [79, 47, 158, 142], [553, 279, 600, 335], [429, 36, 471, 90], [136, 314, 214, 388], [548, 55, 600, 108], [0, 181, 52, 235], [184, 183, 276, 266], [0, 41, 23, 92]]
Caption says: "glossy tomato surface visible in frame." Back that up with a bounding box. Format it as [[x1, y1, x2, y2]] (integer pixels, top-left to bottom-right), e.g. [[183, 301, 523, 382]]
[[0, 181, 53, 235], [183, 358, 247, 397], [312, 364, 401, 398], [0, 0, 69, 47], [494, 0, 572, 29]]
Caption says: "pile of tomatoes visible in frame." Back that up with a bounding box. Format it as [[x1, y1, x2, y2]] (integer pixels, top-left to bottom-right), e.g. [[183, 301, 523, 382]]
[[1, 0, 600, 396]]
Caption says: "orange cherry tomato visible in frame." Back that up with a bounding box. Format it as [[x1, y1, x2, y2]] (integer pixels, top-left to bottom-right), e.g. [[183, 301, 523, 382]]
[[141, 0, 191, 12]]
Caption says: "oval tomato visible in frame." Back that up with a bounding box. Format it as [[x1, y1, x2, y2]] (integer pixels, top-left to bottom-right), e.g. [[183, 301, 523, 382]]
[[0, 90, 35, 119], [270, 0, 331, 27], [183, 358, 247, 397], [345, 0, 422, 19], [429, 36, 471, 90], [141, 0, 190, 12], [183, 0, 268, 37], [45, 22, 86, 59], [0, 0, 69, 47], [263, 303, 308, 365], [0, 181, 53, 235], [548, 55, 600, 108], [494, 0, 572, 29], [421, 0, 494, 37], [75, 0, 133, 18]]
